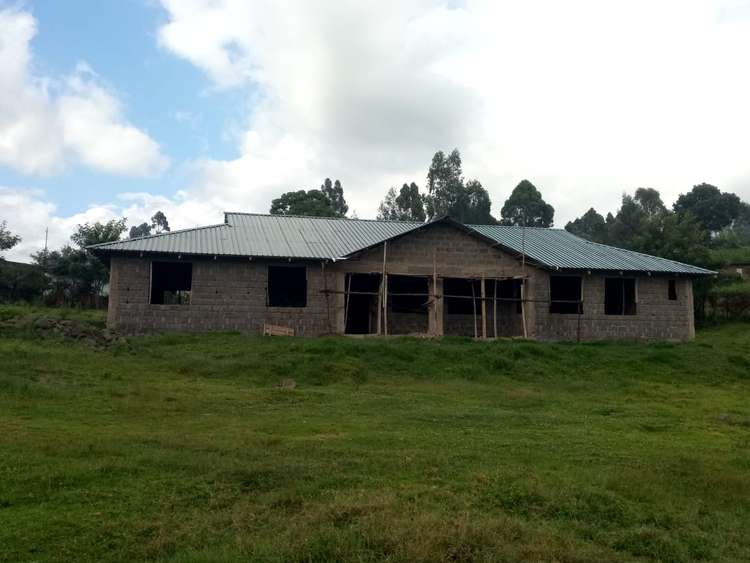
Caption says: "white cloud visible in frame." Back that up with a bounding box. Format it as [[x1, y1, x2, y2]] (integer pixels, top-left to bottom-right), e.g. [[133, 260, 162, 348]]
[[0, 186, 118, 261], [4, 0, 750, 263], [156, 0, 750, 223], [0, 186, 221, 262], [0, 8, 168, 177]]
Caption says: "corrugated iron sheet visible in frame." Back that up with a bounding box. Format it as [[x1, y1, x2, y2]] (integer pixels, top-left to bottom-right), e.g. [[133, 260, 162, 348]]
[[88, 214, 421, 260], [469, 224, 713, 275], [88, 213, 714, 275]]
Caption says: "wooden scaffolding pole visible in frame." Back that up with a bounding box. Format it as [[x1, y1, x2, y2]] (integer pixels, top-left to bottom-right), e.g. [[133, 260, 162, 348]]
[[481, 274, 487, 339], [382, 241, 388, 337], [471, 280, 478, 339], [343, 273, 352, 334], [432, 249, 438, 336], [493, 278, 498, 338], [520, 279, 528, 339], [322, 261, 331, 333], [376, 278, 382, 335]]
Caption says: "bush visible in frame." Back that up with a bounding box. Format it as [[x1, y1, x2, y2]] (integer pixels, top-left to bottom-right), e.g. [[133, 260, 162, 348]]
[[709, 280, 750, 319], [0, 260, 46, 303]]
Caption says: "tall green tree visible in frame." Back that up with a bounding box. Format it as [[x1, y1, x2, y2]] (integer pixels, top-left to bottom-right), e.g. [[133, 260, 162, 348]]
[[566, 187, 714, 269], [33, 219, 127, 306], [129, 223, 151, 238], [377, 182, 426, 221], [0, 220, 21, 259], [320, 178, 348, 217], [129, 211, 171, 238], [424, 149, 464, 219], [634, 187, 667, 218], [463, 180, 494, 224], [151, 211, 171, 233], [500, 180, 554, 227], [636, 211, 710, 266], [70, 220, 128, 248], [565, 208, 607, 242], [607, 194, 647, 249], [423, 149, 495, 224], [673, 183, 742, 233], [270, 190, 339, 217]]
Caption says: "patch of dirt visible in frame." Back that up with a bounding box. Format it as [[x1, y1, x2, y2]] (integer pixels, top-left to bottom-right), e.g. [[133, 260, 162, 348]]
[[0, 316, 124, 348]]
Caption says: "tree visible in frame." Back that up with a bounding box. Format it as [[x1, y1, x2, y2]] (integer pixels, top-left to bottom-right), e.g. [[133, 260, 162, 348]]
[[673, 183, 742, 233], [151, 211, 171, 233], [270, 190, 339, 217], [33, 219, 127, 306], [0, 259, 46, 302], [606, 194, 647, 249], [129, 223, 151, 238], [424, 149, 465, 220], [637, 211, 710, 266], [377, 182, 426, 221], [500, 180, 554, 227], [320, 178, 348, 217], [423, 149, 495, 224], [565, 208, 607, 242], [0, 220, 21, 259], [377, 188, 400, 220], [463, 180, 494, 224], [634, 187, 666, 218], [71, 219, 128, 248]]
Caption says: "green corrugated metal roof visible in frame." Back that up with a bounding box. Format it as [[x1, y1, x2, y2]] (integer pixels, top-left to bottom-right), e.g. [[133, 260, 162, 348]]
[[88, 213, 422, 260], [87, 213, 714, 275], [469, 224, 713, 275]]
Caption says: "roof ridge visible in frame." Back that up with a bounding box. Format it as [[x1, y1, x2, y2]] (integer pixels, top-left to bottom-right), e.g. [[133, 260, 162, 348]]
[[468, 223, 567, 232], [87, 222, 228, 248], [224, 211, 423, 225]]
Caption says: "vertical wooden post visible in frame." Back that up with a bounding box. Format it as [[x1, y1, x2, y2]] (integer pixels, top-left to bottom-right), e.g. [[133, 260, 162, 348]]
[[520, 279, 528, 339], [471, 279, 478, 339], [343, 273, 352, 334], [481, 274, 487, 339], [430, 247, 438, 336], [493, 277, 498, 338], [322, 261, 331, 334], [382, 242, 388, 337], [376, 277, 382, 335]]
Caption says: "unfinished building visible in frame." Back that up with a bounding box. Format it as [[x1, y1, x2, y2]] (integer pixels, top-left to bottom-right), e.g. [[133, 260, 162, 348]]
[[89, 213, 714, 341]]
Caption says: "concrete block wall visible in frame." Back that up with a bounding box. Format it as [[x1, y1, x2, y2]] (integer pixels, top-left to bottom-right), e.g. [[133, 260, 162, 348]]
[[106, 221, 697, 341], [331, 222, 530, 336], [530, 270, 695, 341], [108, 255, 335, 335]]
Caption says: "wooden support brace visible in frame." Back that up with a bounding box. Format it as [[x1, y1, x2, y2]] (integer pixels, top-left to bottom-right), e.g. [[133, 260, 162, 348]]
[[481, 274, 487, 339], [471, 280, 478, 339], [521, 284, 528, 338], [493, 278, 498, 338]]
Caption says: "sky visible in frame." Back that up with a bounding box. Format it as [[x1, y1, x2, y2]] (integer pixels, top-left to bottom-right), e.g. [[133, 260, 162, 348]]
[[1, 0, 750, 262]]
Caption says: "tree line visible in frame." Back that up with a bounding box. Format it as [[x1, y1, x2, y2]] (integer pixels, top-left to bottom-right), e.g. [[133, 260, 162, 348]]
[[2, 148, 749, 317], [265, 148, 750, 319], [0, 212, 171, 306], [269, 149, 555, 227]]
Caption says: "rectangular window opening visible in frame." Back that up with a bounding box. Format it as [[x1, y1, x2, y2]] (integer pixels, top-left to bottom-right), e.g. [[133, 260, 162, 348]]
[[388, 275, 429, 314], [344, 273, 381, 334], [549, 275, 582, 314], [668, 279, 677, 301], [495, 279, 523, 314], [605, 278, 636, 315], [150, 261, 192, 305], [268, 265, 307, 307], [444, 278, 481, 315]]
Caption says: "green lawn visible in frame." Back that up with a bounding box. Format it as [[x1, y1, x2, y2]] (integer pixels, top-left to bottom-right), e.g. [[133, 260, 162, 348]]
[[1, 306, 750, 562]]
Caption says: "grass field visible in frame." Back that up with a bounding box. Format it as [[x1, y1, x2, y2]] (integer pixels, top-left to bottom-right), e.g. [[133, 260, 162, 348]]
[[1, 306, 750, 562]]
